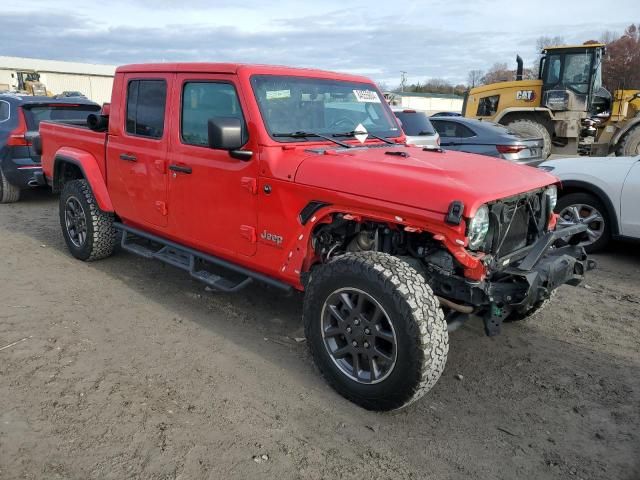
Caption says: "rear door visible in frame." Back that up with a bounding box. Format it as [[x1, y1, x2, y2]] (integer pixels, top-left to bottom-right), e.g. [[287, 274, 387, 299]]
[[166, 73, 258, 257], [107, 75, 172, 228], [620, 160, 640, 237]]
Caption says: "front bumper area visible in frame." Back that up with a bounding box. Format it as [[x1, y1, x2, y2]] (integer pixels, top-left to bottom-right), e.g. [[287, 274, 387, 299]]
[[431, 223, 595, 336]]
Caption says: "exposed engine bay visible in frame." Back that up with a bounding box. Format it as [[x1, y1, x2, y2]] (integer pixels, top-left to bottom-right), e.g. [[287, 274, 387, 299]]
[[308, 187, 590, 336]]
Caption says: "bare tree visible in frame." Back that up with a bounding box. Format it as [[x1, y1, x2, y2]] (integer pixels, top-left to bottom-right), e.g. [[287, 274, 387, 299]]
[[467, 69, 484, 88], [376, 81, 390, 92], [531, 36, 566, 77], [482, 63, 514, 85], [535, 35, 565, 53], [600, 30, 619, 44]]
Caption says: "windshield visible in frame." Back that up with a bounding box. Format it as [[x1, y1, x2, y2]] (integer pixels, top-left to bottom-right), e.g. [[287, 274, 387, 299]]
[[24, 104, 100, 130], [563, 52, 592, 94], [544, 51, 593, 94], [250, 75, 401, 141], [394, 111, 436, 136]]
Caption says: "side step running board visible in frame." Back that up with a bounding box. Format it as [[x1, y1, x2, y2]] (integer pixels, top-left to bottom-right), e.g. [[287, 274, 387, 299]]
[[114, 222, 292, 294]]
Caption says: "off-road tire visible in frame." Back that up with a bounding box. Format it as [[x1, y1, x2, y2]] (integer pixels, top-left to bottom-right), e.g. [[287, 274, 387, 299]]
[[0, 168, 20, 203], [556, 192, 610, 253], [616, 126, 640, 156], [59, 179, 116, 261], [304, 252, 448, 411], [508, 290, 557, 322], [507, 118, 552, 159]]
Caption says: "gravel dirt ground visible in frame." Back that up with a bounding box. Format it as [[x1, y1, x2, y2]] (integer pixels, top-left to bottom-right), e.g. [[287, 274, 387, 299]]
[[1, 190, 639, 480]]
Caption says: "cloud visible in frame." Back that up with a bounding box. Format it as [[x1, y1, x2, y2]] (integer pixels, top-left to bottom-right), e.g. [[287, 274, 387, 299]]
[[0, 10, 632, 85]]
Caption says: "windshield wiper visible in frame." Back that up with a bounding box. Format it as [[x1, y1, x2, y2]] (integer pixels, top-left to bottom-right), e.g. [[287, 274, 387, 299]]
[[273, 131, 352, 148], [333, 130, 397, 145]]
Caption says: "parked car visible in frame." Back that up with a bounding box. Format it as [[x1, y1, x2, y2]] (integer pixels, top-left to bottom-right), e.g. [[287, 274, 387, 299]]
[[39, 63, 592, 411], [431, 111, 461, 117], [0, 93, 101, 202], [54, 91, 88, 99], [429, 116, 544, 165], [392, 108, 440, 147], [539, 156, 640, 252]]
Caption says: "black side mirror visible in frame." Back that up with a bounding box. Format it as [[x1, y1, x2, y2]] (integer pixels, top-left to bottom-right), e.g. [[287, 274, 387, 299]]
[[207, 117, 252, 161]]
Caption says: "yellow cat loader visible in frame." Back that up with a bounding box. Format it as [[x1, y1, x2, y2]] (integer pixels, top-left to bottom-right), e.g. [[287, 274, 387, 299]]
[[464, 44, 640, 158]]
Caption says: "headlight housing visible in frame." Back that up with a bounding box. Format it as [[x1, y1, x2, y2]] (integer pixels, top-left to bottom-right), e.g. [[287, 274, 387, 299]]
[[467, 204, 490, 250], [545, 185, 558, 211]]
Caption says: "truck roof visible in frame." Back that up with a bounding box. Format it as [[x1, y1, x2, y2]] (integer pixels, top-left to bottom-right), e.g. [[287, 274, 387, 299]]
[[115, 63, 373, 84], [543, 43, 605, 51], [0, 93, 99, 107]]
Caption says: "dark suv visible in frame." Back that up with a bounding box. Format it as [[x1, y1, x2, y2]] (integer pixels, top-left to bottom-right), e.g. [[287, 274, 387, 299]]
[[0, 94, 100, 203]]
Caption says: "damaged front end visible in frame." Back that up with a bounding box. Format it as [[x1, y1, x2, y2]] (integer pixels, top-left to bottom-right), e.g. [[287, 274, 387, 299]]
[[426, 190, 596, 336]]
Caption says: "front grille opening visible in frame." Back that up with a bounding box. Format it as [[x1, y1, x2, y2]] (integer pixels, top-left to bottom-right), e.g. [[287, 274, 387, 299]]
[[491, 192, 546, 258]]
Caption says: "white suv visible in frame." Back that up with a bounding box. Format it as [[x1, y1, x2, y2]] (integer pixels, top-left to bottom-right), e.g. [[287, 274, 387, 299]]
[[539, 156, 640, 252]]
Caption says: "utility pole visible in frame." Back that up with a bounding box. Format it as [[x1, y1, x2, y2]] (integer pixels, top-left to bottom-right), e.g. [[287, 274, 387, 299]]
[[400, 71, 407, 92]]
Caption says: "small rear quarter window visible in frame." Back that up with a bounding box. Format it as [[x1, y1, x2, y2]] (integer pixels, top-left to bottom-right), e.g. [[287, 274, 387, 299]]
[[0, 100, 10, 122]]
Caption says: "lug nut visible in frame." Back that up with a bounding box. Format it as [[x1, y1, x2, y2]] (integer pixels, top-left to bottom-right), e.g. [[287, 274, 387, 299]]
[[352, 340, 358, 347], [363, 341, 370, 349], [354, 319, 360, 326], [346, 326, 352, 333], [364, 328, 370, 335]]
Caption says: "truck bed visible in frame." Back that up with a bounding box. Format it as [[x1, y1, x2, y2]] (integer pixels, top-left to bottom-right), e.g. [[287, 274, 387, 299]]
[[40, 121, 107, 185]]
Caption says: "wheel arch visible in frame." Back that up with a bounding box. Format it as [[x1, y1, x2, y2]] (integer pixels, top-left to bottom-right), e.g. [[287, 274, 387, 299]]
[[53, 149, 113, 212], [495, 107, 554, 126], [611, 119, 640, 152], [297, 205, 484, 283], [558, 180, 620, 235]]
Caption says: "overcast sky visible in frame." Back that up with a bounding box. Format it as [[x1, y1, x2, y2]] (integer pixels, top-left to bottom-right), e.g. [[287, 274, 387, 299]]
[[1, 1, 635, 86]]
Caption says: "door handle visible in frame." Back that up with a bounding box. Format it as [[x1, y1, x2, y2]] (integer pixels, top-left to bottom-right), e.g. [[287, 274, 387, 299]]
[[169, 164, 192, 174], [119, 153, 137, 162]]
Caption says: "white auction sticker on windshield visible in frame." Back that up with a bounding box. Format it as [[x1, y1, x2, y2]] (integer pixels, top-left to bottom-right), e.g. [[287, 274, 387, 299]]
[[353, 90, 381, 103], [266, 89, 291, 100]]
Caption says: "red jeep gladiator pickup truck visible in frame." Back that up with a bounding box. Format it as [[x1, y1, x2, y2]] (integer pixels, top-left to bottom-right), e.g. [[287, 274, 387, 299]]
[[40, 63, 593, 411]]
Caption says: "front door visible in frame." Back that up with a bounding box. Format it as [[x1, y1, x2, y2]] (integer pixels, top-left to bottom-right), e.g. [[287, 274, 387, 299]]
[[107, 74, 171, 227], [621, 160, 640, 237], [166, 74, 258, 257]]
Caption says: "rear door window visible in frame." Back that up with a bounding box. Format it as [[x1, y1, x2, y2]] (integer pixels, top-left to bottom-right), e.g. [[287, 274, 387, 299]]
[[23, 104, 101, 130], [394, 111, 435, 136], [431, 120, 476, 138], [126, 80, 167, 139]]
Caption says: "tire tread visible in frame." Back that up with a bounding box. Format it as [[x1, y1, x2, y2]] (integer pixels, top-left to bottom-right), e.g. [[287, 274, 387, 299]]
[[0, 168, 20, 203], [304, 252, 448, 410], [60, 179, 116, 261]]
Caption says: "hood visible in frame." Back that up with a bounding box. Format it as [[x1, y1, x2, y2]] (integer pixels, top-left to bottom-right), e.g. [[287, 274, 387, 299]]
[[294, 146, 558, 217]]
